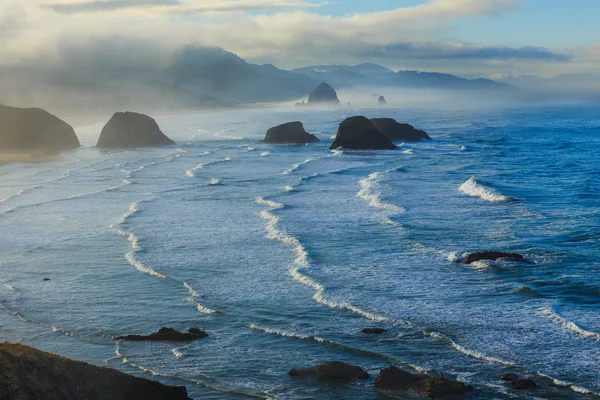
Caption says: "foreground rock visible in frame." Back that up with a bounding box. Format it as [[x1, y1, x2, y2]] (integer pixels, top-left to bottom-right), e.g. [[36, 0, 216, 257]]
[[264, 122, 319, 144], [458, 251, 526, 265], [371, 118, 432, 142], [378, 96, 387, 106], [97, 112, 175, 149], [308, 82, 340, 105], [0, 105, 80, 152], [115, 327, 207, 342], [375, 366, 473, 398], [330, 116, 396, 150], [0, 343, 191, 400], [289, 361, 369, 380], [362, 328, 387, 334]]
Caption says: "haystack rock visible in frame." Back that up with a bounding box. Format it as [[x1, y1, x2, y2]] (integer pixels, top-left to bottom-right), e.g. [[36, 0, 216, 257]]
[[264, 121, 319, 144], [0, 105, 80, 152], [96, 112, 175, 149], [308, 82, 340, 105], [0, 343, 191, 400], [370, 118, 432, 142], [378, 96, 387, 106], [330, 116, 396, 150]]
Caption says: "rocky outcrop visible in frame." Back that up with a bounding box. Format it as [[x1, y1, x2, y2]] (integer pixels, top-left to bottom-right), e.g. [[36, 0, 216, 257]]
[[0, 343, 191, 400], [457, 251, 526, 265], [308, 82, 340, 105], [115, 327, 207, 342], [289, 361, 369, 380], [264, 122, 319, 144], [0, 105, 80, 152], [330, 116, 396, 150], [370, 118, 432, 142], [378, 96, 387, 106], [374, 366, 473, 398], [362, 328, 386, 334], [512, 379, 537, 390], [96, 112, 175, 149]]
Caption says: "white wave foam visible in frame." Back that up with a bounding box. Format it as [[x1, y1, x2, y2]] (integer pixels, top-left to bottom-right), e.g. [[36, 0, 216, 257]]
[[246, 147, 256, 151], [196, 303, 220, 315], [458, 176, 513, 203], [209, 178, 221, 185], [283, 159, 313, 175], [402, 149, 414, 155], [3, 284, 17, 292], [186, 165, 203, 177], [260, 151, 271, 157], [249, 324, 328, 343], [284, 185, 295, 192], [215, 129, 244, 140], [541, 306, 600, 340], [425, 331, 516, 366], [184, 282, 201, 297], [171, 348, 184, 359], [536, 372, 600, 396], [357, 169, 405, 213]]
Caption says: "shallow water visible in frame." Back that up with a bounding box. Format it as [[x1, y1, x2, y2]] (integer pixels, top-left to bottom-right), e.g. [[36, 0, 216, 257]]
[[1, 103, 599, 399]]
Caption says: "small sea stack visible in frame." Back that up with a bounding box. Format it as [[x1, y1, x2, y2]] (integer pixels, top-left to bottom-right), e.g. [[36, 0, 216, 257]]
[[96, 112, 175, 149], [457, 251, 526, 265], [308, 82, 340, 105], [289, 361, 369, 380], [378, 96, 387, 106], [0, 105, 80, 152], [264, 121, 319, 144], [374, 366, 474, 398], [114, 327, 207, 342], [370, 118, 431, 142], [330, 116, 396, 150]]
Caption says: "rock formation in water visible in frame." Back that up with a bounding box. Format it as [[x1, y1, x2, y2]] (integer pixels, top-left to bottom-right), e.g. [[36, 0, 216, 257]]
[[289, 361, 369, 380], [457, 251, 526, 265], [378, 96, 387, 106], [0, 105, 80, 152], [374, 366, 473, 398], [370, 118, 431, 142], [362, 328, 386, 334], [115, 327, 208, 342], [96, 112, 175, 148], [264, 122, 319, 144], [0, 343, 191, 400], [330, 116, 396, 150], [307, 82, 340, 105]]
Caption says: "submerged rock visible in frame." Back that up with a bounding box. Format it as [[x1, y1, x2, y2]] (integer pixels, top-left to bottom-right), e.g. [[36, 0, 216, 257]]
[[374, 366, 473, 398], [330, 116, 396, 150], [370, 118, 431, 142], [458, 251, 526, 265], [289, 361, 369, 380], [362, 328, 387, 334], [96, 112, 175, 149], [264, 121, 319, 144], [115, 327, 207, 342], [308, 82, 340, 105], [500, 373, 519, 382], [0, 343, 191, 400], [378, 96, 387, 106], [512, 379, 537, 390], [0, 105, 80, 152]]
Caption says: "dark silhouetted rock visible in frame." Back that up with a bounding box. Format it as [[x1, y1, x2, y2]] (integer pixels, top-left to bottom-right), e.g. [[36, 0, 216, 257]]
[[370, 118, 431, 142], [97, 112, 174, 149], [308, 82, 340, 105], [501, 373, 519, 382], [115, 327, 207, 342], [378, 96, 387, 106], [0, 105, 80, 152], [289, 361, 368, 380], [458, 251, 526, 265], [375, 366, 473, 398], [512, 379, 537, 390], [264, 121, 319, 144], [42, 278, 51, 282], [0, 343, 191, 400], [362, 328, 386, 334], [330, 116, 396, 150]]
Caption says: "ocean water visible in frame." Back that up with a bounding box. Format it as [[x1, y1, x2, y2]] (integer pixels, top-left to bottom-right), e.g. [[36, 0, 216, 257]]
[[0, 103, 599, 399]]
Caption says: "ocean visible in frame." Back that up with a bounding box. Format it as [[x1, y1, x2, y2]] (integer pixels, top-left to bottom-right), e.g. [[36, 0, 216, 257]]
[[0, 103, 599, 399]]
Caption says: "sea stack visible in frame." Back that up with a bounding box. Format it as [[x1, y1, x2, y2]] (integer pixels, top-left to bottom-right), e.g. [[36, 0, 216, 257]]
[[330, 116, 396, 150], [370, 118, 431, 142], [378, 96, 387, 106], [264, 121, 319, 144], [308, 82, 340, 105], [0, 105, 80, 152], [96, 112, 175, 149]]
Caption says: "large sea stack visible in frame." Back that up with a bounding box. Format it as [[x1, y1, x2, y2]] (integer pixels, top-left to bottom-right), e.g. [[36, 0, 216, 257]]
[[308, 82, 340, 105], [264, 121, 319, 144], [96, 112, 175, 149], [0, 343, 191, 400], [0, 105, 80, 152], [370, 118, 432, 142], [330, 116, 396, 150]]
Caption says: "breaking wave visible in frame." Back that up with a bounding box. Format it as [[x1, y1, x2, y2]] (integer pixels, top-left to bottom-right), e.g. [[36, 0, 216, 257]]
[[458, 176, 514, 203], [541, 306, 600, 340], [357, 168, 405, 213]]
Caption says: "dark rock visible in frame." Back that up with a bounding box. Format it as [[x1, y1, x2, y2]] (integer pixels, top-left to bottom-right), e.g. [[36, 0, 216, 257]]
[[96, 112, 175, 149], [289, 361, 368, 380], [378, 96, 387, 106], [115, 327, 207, 342], [362, 328, 387, 334], [264, 121, 319, 144], [0, 343, 191, 400], [0, 105, 80, 152], [512, 379, 537, 390], [308, 82, 340, 105], [458, 251, 526, 265], [42, 278, 51, 282], [375, 366, 473, 398], [330, 116, 396, 150], [500, 373, 519, 382], [370, 118, 431, 142]]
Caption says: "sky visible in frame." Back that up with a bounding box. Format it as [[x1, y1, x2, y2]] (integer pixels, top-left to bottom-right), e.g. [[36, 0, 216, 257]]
[[1, 0, 599, 86]]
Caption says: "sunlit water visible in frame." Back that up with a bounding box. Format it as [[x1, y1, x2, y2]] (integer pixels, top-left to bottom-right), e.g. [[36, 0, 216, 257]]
[[1, 103, 599, 399]]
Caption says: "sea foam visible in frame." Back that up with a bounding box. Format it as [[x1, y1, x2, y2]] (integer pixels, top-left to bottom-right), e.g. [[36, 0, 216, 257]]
[[458, 176, 514, 203]]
